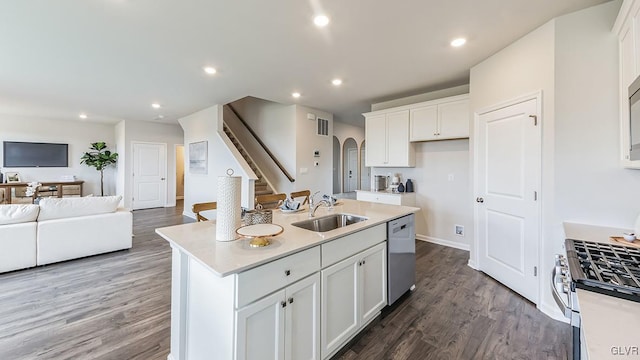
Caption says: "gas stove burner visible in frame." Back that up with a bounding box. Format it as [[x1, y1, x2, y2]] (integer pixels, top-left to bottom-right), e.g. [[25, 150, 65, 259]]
[[566, 239, 640, 302]]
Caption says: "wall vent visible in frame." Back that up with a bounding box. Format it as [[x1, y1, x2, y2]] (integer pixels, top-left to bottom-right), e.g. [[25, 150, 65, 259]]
[[317, 118, 329, 136]]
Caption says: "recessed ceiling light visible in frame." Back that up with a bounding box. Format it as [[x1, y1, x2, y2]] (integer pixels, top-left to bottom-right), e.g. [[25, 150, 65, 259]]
[[332, 79, 343, 86], [203, 66, 217, 75], [79, 113, 88, 119], [292, 92, 301, 98], [451, 38, 467, 47], [313, 15, 329, 27], [151, 103, 161, 109]]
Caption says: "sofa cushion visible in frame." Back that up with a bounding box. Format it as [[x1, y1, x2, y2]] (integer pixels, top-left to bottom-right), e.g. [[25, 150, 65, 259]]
[[38, 195, 123, 221], [0, 204, 40, 225]]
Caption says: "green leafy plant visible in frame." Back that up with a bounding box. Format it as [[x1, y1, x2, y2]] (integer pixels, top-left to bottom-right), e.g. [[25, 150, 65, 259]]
[[80, 142, 118, 196]]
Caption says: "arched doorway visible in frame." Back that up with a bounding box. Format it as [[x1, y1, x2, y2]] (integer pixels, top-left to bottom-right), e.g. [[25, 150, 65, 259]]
[[332, 136, 341, 194]]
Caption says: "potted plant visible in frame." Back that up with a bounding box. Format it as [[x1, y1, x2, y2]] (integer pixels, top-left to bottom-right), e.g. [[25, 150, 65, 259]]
[[80, 142, 118, 196]]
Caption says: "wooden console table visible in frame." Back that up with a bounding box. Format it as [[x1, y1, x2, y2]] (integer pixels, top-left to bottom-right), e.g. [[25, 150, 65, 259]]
[[0, 181, 84, 204]]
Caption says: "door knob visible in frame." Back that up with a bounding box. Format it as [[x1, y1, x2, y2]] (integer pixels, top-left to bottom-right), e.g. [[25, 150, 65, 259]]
[[476, 197, 484, 203]]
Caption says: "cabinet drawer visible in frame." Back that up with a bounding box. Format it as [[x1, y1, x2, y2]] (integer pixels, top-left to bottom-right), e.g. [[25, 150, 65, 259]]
[[356, 192, 401, 205], [236, 246, 320, 308], [321, 224, 386, 268]]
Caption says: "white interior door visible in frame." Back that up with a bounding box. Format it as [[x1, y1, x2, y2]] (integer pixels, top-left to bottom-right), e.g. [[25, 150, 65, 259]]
[[346, 148, 358, 192], [132, 142, 167, 210], [476, 98, 540, 304]]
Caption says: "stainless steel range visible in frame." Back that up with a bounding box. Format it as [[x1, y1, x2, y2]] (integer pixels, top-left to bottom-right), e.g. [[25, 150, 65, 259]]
[[566, 239, 640, 302], [553, 239, 640, 359]]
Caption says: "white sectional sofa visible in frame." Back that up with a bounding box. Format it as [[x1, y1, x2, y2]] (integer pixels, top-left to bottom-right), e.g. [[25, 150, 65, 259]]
[[0, 195, 132, 273]]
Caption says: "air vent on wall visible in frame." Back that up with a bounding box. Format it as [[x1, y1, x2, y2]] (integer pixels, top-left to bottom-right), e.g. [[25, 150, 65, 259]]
[[317, 118, 329, 136]]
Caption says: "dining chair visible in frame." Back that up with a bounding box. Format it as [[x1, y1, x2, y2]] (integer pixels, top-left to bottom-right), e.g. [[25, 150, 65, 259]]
[[290, 190, 311, 205], [192, 202, 217, 222], [255, 193, 287, 209]]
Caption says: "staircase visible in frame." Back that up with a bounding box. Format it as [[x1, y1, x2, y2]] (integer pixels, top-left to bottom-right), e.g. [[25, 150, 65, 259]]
[[223, 125, 274, 197]]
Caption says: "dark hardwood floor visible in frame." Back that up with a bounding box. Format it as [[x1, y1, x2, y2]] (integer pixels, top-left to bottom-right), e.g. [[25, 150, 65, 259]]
[[335, 241, 572, 360], [0, 203, 571, 359]]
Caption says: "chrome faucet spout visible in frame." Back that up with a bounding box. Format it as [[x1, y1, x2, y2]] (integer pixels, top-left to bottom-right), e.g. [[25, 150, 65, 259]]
[[309, 199, 331, 217]]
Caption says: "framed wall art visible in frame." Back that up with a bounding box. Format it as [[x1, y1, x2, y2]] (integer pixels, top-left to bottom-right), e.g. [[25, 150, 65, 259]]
[[189, 141, 208, 174]]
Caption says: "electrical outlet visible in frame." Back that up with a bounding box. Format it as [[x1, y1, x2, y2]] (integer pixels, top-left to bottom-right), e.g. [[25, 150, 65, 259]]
[[455, 225, 464, 237]]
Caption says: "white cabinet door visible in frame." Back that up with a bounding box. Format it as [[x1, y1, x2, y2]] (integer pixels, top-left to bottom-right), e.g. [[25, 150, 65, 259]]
[[359, 243, 387, 325], [386, 110, 413, 166], [236, 290, 286, 360], [321, 255, 359, 359], [438, 99, 469, 140], [285, 273, 320, 360], [410, 105, 438, 141], [365, 114, 387, 167]]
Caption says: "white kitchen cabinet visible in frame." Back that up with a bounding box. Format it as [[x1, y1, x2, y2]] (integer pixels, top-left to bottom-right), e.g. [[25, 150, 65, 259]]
[[236, 289, 285, 360], [614, 0, 640, 168], [358, 243, 387, 326], [364, 109, 415, 167], [410, 95, 469, 142], [320, 242, 387, 359], [236, 273, 320, 360], [356, 190, 416, 206]]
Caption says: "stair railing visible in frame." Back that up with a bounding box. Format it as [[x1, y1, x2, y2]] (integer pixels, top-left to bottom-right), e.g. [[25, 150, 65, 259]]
[[227, 104, 295, 183]]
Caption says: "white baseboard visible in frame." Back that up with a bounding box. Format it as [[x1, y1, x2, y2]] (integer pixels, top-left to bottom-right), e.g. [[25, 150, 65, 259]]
[[416, 234, 470, 251], [467, 259, 479, 270], [538, 301, 569, 324]]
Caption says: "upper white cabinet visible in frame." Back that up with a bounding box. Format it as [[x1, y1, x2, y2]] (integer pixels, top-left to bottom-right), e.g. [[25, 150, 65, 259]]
[[410, 95, 470, 141], [364, 94, 469, 168], [364, 109, 415, 167], [614, 0, 640, 168]]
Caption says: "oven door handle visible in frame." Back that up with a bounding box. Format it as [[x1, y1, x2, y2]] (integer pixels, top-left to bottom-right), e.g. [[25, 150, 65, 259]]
[[551, 267, 572, 319]]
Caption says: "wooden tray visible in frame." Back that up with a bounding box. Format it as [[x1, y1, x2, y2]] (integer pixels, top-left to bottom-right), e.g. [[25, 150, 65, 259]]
[[610, 236, 640, 249]]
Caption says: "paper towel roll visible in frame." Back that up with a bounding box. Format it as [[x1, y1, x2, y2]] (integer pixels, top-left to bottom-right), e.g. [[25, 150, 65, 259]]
[[216, 171, 241, 241]]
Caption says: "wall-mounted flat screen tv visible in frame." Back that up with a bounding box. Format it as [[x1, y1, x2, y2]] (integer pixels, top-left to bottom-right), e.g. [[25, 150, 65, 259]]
[[3, 141, 69, 167]]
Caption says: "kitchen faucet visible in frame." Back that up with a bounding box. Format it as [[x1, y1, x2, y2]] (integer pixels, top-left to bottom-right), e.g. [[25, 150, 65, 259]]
[[309, 191, 331, 217]]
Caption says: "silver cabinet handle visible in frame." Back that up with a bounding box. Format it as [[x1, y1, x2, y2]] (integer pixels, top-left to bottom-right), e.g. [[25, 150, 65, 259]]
[[281, 301, 287, 308], [284, 270, 291, 276], [288, 297, 294, 304], [476, 197, 484, 203]]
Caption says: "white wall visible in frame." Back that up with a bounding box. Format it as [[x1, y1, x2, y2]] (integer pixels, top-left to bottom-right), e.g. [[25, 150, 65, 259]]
[[369, 87, 472, 250], [370, 139, 472, 250], [122, 120, 183, 209], [115, 120, 126, 200], [372, 85, 470, 111], [469, 0, 635, 319], [295, 105, 333, 196], [554, 0, 640, 229], [0, 114, 116, 196], [228, 97, 335, 196], [333, 121, 364, 146], [231, 97, 297, 188], [179, 105, 255, 218]]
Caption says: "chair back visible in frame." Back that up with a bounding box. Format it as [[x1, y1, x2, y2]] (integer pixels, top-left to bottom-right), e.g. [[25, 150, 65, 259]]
[[290, 190, 311, 205], [255, 193, 286, 209], [192, 202, 217, 222]]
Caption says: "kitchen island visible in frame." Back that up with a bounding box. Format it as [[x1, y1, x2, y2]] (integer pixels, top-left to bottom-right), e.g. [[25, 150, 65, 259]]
[[156, 199, 419, 360], [563, 222, 640, 360]]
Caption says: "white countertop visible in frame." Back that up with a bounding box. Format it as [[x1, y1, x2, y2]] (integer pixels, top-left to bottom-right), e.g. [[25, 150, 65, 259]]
[[355, 190, 415, 196], [156, 199, 419, 277], [563, 222, 640, 360]]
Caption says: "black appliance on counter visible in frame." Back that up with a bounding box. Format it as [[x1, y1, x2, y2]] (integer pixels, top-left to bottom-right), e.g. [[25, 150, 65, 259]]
[[553, 239, 640, 360]]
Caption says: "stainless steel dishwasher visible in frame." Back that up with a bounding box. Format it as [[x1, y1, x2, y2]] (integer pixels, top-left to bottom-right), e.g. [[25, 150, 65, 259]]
[[387, 213, 416, 305]]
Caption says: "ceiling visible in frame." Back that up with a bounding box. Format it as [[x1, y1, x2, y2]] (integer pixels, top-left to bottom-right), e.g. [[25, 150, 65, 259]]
[[0, 0, 611, 127]]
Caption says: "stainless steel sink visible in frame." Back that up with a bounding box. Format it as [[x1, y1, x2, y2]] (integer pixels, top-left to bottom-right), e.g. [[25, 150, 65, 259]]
[[291, 213, 368, 232]]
